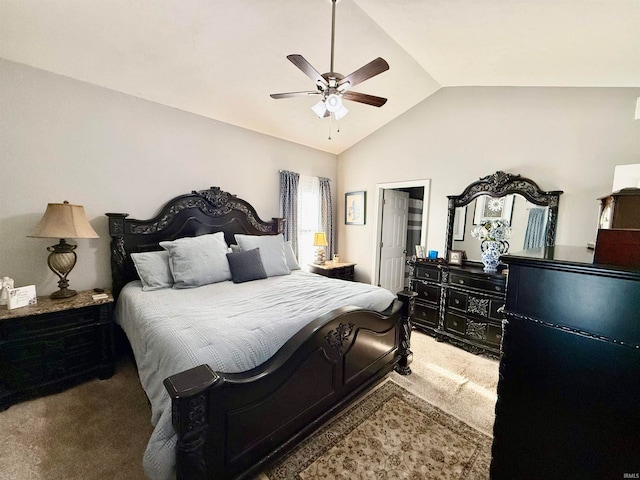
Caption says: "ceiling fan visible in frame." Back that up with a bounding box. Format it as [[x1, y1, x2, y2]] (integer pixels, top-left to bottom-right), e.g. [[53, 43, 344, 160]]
[[270, 0, 389, 121]]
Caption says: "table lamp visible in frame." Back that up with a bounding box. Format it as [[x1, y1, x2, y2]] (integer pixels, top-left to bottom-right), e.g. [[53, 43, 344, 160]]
[[29, 201, 99, 299], [313, 232, 329, 265]]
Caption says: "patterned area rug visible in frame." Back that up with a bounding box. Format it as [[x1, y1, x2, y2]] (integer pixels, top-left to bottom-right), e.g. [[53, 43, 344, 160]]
[[262, 380, 491, 479]]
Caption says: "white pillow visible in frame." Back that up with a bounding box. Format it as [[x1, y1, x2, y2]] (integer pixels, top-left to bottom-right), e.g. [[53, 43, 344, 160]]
[[160, 232, 231, 288], [284, 241, 301, 270], [234, 234, 290, 277], [130, 250, 173, 291]]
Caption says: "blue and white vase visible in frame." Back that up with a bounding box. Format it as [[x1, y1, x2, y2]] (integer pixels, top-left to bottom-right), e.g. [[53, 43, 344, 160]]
[[480, 240, 508, 273]]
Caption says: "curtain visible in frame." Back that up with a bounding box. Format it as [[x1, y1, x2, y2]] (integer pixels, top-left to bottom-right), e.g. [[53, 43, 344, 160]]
[[279, 170, 300, 257], [319, 177, 334, 259], [523, 207, 547, 249]]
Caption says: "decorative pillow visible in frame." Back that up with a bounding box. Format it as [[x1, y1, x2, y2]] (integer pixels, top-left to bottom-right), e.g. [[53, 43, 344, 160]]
[[234, 234, 290, 277], [130, 250, 173, 291], [160, 232, 231, 288], [226, 248, 268, 283], [284, 241, 301, 270]]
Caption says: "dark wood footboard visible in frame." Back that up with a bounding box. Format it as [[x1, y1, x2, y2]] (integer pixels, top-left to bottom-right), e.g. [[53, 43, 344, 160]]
[[164, 290, 415, 480]]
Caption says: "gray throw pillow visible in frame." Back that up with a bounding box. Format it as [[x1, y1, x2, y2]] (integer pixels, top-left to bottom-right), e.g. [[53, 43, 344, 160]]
[[130, 250, 173, 291], [226, 248, 268, 283]]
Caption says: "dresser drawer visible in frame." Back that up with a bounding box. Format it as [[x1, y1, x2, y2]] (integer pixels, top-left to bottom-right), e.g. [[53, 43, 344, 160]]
[[444, 312, 466, 334], [449, 272, 505, 294], [1, 305, 103, 341], [486, 323, 503, 347], [412, 281, 441, 305], [414, 264, 441, 282], [2, 348, 99, 388], [448, 290, 468, 311], [413, 301, 439, 328], [1, 325, 99, 363]]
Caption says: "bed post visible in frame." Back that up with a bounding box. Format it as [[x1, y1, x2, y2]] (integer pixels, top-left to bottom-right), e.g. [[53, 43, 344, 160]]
[[394, 290, 416, 375], [106, 212, 129, 298], [164, 365, 221, 480]]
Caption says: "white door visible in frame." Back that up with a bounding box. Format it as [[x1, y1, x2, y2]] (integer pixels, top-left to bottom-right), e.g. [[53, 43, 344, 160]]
[[379, 190, 409, 293]]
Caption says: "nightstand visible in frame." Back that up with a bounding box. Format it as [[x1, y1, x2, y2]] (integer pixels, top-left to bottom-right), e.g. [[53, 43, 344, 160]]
[[308, 262, 356, 281], [0, 289, 115, 410]]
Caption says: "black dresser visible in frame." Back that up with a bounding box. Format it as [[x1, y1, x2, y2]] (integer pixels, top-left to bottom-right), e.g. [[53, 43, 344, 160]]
[[491, 246, 640, 479], [409, 260, 506, 358]]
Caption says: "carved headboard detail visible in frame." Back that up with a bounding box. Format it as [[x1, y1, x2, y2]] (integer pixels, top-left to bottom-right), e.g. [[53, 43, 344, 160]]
[[106, 187, 285, 297]]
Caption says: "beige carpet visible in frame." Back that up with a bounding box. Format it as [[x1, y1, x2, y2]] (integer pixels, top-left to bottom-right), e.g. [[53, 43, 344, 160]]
[[0, 358, 152, 480], [0, 332, 498, 479]]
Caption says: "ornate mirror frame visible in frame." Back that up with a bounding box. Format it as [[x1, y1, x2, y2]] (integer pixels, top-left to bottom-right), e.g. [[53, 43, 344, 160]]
[[445, 171, 563, 263]]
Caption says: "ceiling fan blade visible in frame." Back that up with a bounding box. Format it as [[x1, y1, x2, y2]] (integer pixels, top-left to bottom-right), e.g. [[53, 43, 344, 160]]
[[338, 57, 389, 90], [342, 91, 387, 107], [287, 54, 329, 88], [270, 91, 321, 99]]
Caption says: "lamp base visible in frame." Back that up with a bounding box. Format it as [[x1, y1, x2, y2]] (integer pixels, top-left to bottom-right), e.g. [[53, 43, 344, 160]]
[[50, 287, 77, 299], [314, 248, 326, 265]]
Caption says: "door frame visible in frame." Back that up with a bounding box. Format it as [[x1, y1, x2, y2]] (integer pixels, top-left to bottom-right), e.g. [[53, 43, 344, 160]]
[[372, 179, 431, 287]]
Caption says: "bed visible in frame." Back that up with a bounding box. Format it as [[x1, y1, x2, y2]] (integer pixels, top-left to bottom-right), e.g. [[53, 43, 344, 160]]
[[107, 186, 415, 480]]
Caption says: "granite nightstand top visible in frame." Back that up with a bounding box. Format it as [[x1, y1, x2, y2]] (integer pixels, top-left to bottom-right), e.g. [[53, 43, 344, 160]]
[[0, 289, 113, 320]]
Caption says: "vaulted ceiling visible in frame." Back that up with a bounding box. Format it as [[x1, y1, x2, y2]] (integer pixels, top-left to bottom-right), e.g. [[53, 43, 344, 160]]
[[1, 0, 639, 154]]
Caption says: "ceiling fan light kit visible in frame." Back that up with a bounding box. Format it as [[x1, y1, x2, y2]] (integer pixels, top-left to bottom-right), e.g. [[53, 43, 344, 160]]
[[270, 0, 389, 128]]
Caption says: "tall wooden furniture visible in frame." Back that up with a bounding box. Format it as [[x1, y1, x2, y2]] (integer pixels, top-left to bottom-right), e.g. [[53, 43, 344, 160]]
[[491, 246, 640, 479], [0, 289, 114, 410], [598, 187, 640, 229]]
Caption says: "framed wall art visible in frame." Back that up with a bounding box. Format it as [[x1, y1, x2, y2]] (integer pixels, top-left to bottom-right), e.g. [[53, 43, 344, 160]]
[[345, 191, 366, 225], [473, 194, 515, 225]]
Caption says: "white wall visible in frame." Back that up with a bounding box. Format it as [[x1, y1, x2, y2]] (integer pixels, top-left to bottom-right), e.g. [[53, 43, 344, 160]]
[[0, 59, 337, 295], [337, 87, 640, 283]]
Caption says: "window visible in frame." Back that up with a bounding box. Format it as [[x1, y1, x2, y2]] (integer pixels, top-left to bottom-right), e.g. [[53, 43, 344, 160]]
[[297, 175, 321, 267]]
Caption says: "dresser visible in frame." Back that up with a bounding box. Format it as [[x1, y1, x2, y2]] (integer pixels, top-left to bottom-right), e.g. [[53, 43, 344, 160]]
[[308, 261, 356, 281], [0, 289, 115, 410], [409, 260, 506, 358], [491, 247, 640, 479]]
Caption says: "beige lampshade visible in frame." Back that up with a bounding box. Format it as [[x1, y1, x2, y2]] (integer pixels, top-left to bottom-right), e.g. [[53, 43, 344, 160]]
[[313, 232, 328, 247], [29, 201, 99, 239]]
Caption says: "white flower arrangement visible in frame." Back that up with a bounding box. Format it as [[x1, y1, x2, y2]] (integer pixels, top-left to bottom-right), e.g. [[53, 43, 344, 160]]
[[471, 219, 512, 242]]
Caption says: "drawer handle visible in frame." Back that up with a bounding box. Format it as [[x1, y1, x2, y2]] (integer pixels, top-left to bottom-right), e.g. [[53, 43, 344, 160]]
[[453, 321, 458, 327], [495, 286, 502, 292], [454, 299, 460, 305], [496, 334, 502, 340], [458, 279, 465, 284]]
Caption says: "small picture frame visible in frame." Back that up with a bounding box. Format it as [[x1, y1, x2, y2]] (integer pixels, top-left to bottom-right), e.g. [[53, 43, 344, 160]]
[[415, 245, 425, 258], [7, 285, 37, 310], [345, 191, 366, 225], [448, 250, 464, 265]]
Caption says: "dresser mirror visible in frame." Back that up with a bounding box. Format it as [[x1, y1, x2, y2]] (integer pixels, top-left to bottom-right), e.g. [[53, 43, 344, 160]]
[[445, 171, 563, 264]]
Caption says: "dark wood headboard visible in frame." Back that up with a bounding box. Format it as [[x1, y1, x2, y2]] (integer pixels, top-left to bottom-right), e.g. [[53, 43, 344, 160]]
[[106, 186, 284, 297]]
